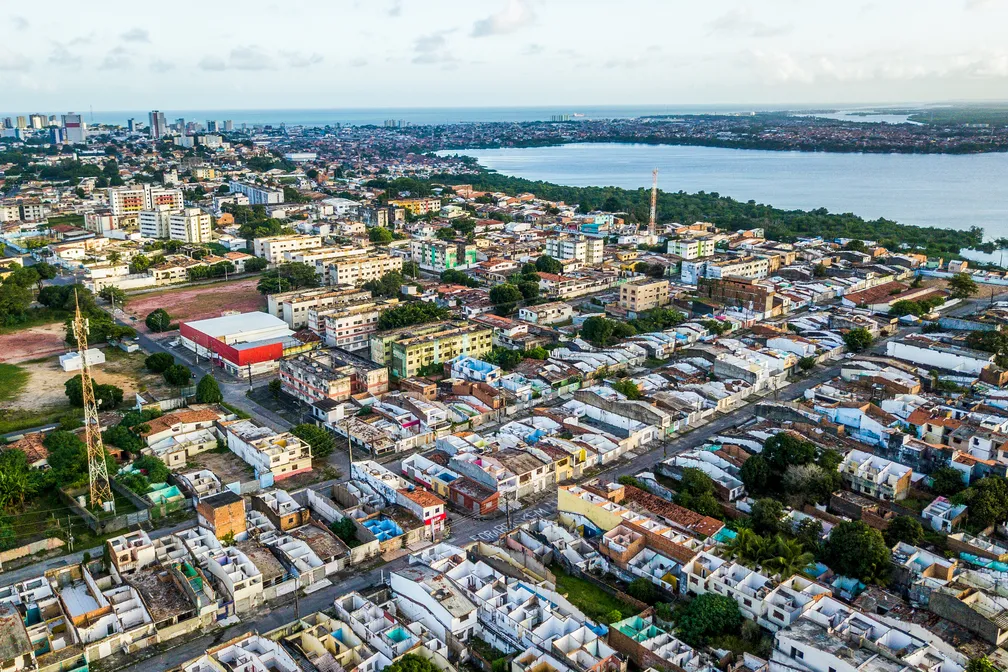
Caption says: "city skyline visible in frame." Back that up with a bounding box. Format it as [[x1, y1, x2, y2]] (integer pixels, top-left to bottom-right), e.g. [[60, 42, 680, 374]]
[[1, 0, 1008, 110]]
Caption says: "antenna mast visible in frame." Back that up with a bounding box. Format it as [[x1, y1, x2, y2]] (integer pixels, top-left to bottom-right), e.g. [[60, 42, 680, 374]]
[[649, 168, 658, 237], [72, 292, 114, 509]]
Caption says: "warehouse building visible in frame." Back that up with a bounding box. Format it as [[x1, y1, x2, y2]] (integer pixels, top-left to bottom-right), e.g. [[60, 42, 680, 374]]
[[179, 312, 316, 376]]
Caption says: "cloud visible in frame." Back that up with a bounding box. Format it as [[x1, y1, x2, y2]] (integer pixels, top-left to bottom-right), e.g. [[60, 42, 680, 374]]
[[349, 57, 368, 67], [0, 49, 31, 71], [47, 43, 81, 68], [68, 33, 93, 46], [99, 46, 132, 70], [228, 45, 274, 70], [523, 43, 543, 56], [964, 0, 999, 8], [11, 16, 28, 30], [412, 30, 457, 65], [708, 7, 791, 38], [149, 58, 174, 73], [472, 0, 535, 37], [388, 0, 402, 16], [120, 27, 150, 42], [603, 45, 661, 69], [198, 56, 227, 71], [281, 50, 323, 68]]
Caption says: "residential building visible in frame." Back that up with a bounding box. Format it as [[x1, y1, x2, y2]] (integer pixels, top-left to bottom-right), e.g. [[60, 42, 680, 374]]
[[313, 300, 393, 351], [517, 301, 573, 326], [267, 286, 372, 329], [195, 490, 247, 541], [411, 239, 478, 273], [668, 237, 716, 259], [169, 207, 212, 243], [388, 197, 442, 215], [61, 112, 86, 144], [370, 321, 493, 378], [697, 277, 778, 315], [389, 565, 477, 640], [253, 235, 321, 264], [110, 185, 183, 219], [328, 253, 403, 286], [138, 204, 176, 239], [681, 255, 769, 285], [545, 235, 604, 265], [229, 180, 284, 205], [620, 278, 670, 312], [838, 449, 913, 501], [222, 419, 313, 482], [148, 110, 167, 138]]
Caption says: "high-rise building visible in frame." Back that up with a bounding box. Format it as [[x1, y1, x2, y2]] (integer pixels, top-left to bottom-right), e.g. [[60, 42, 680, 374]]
[[48, 115, 59, 126], [49, 127, 62, 144], [28, 114, 45, 129], [127, 118, 136, 132], [174, 118, 185, 131], [61, 113, 87, 144], [149, 110, 168, 138], [206, 120, 219, 132], [223, 120, 233, 132], [169, 208, 212, 243], [15, 116, 27, 129], [138, 204, 175, 239], [109, 184, 183, 218], [2, 118, 12, 129]]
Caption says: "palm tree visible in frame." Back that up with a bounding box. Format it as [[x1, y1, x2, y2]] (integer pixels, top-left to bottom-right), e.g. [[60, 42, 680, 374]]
[[726, 528, 768, 567], [0, 470, 30, 510], [761, 536, 815, 579]]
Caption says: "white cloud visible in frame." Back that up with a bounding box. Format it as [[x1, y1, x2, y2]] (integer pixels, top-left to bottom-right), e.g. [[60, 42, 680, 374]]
[[149, 58, 174, 73], [229, 45, 274, 70], [11, 16, 29, 30], [47, 44, 81, 68], [472, 0, 535, 37], [412, 30, 456, 65], [0, 49, 31, 71], [388, 0, 402, 16], [99, 46, 132, 70], [198, 56, 226, 71], [281, 51, 323, 68], [708, 7, 791, 38], [120, 27, 150, 42]]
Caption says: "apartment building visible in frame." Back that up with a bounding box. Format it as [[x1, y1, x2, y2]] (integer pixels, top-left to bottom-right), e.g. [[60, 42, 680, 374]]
[[328, 253, 403, 286], [279, 350, 354, 404], [411, 239, 478, 273], [169, 207, 212, 243], [370, 321, 493, 378], [314, 300, 393, 351], [388, 196, 442, 215], [84, 210, 116, 235], [619, 278, 670, 312], [253, 235, 322, 264], [545, 234, 604, 266], [109, 185, 183, 218], [697, 277, 778, 315], [668, 237, 716, 260], [229, 180, 284, 205], [267, 286, 372, 329], [138, 204, 175, 239], [222, 419, 313, 482], [681, 255, 770, 285], [838, 449, 912, 501]]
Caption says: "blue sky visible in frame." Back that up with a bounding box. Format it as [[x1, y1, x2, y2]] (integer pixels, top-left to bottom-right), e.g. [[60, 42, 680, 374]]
[[1, 0, 1007, 111]]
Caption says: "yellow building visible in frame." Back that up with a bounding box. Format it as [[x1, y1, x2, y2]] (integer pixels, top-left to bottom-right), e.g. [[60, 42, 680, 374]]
[[370, 321, 492, 378], [619, 278, 670, 313]]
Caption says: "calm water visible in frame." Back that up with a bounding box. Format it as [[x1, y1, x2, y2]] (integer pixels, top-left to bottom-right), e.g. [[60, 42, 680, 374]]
[[452, 143, 1008, 237]]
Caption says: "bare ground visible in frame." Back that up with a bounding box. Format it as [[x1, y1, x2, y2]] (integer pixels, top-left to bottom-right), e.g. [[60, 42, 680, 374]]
[[124, 278, 266, 334], [0, 323, 68, 364]]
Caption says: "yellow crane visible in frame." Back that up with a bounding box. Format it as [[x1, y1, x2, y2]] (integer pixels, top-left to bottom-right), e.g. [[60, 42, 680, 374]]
[[72, 292, 114, 509]]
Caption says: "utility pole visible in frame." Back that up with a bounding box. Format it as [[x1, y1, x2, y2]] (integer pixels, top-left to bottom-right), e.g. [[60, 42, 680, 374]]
[[294, 574, 300, 619], [247, 363, 253, 391]]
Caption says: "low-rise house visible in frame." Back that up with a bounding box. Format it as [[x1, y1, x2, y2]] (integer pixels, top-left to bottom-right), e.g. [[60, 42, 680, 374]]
[[106, 530, 157, 575], [758, 575, 832, 633], [253, 490, 310, 531], [222, 419, 313, 483], [447, 476, 499, 516], [396, 488, 448, 541], [838, 449, 913, 501], [518, 301, 573, 326], [608, 613, 700, 672], [196, 490, 247, 541], [921, 496, 968, 533], [389, 565, 478, 641], [929, 581, 1008, 646]]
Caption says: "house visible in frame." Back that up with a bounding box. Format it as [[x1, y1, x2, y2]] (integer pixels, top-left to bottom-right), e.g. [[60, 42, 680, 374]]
[[389, 565, 478, 641], [195, 490, 247, 541], [921, 496, 968, 533], [253, 490, 310, 531], [838, 450, 913, 501]]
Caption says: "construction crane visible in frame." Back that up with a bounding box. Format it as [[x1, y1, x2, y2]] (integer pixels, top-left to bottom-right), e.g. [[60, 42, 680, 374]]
[[648, 168, 658, 237], [72, 292, 114, 510]]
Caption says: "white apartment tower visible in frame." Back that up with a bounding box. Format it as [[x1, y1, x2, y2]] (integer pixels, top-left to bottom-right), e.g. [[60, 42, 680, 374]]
[[149, 110, 168, 138], [61, 113, 87, 144], [139, 205, 175, 239], [169, 208, 212, 243]]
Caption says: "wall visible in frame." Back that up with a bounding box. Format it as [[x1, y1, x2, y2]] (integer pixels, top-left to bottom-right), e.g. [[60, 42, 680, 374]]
[[0, 537, 65, 570], [929, 591, 1006, 645]]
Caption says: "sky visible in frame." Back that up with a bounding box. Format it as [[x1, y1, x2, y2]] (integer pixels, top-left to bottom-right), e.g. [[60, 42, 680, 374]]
[[1, 0, 1008, 113]]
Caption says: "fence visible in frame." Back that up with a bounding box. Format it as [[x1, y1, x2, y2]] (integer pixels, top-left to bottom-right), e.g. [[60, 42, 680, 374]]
[[0, 537, 65, 571], [60, 482, 151, 534]]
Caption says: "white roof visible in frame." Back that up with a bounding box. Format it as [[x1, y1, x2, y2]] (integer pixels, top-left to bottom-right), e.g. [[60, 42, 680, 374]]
[[184, 312, 289, 338]]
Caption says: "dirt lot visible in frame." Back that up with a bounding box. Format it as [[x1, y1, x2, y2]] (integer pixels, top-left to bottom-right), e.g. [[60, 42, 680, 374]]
[[0, 348, 172, 411], [188, 449, 255, 484], [0, 323, 69, 364], [124, 278, 265, 334]]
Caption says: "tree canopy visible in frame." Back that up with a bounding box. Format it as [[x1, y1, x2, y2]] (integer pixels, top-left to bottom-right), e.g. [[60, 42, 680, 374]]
[[824, 521, 891, 583], [844, 327, 874, 353], [195, 374, 224, 403], [675, 593, 742, 647], [377, 302, 449, 330]]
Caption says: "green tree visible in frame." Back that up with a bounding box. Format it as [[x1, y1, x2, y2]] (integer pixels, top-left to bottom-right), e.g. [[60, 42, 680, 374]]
[[98, 286, 127, 308], [145, 352, 175, 372], [362, 271, 406, 299], [884, 515, 924, 547], [966, 657, 998, 672], [824, 521, 891, 583], [611, 379, 642, 400], [517, 280, 539, 301], [268, 378, 282, 398], [760, 536, 815, 578], [843, 239, 867, 252], [627, 578, 658, 604], [145, 308, 173, 332], [676, 593, 742, 647], [385, 654, 439, 672], [292, 423, 335, 460], [377, 302, 450, 330], [64, 375, 123, 409], [762, 433, 816, 472], [795, 518, 824, 553], [368, 227, 394, 244], [489, 283, 522, 306], [0, 282, 32, 324], [129, 254, 151, 274], [195, 374, 224, 403], [163, 364, 192, 387], [485, 347, 522, 371], [947, 272, 978, 299], [953, 476, 1008, 529], [798, 356, 817, 371], [244, 257, 268, 272], [535, 255, 563, 274], [44, 431, 90, 485], [740, 454, 771, 496], [750, 498, 785, 536], [844, 327, 874, 353], [132, 454, 169, 483], [581, 316, 636, 347], [930, 466, 966, 497]]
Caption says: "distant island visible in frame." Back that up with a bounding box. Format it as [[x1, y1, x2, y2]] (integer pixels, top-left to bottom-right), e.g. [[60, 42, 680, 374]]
[[394, 105, 1008, 155]]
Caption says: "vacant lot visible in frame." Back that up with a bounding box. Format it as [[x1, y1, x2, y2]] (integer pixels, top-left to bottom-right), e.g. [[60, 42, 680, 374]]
[[188, 449, 255, 484], [124, 278, 265, 334], [0, 322, 68, 364]]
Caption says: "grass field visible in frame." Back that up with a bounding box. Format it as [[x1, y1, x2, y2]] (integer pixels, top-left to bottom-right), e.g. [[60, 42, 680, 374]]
[[551, 564, 638, 623], [0, 407, 71, 435], [0, 363, 29, 403]]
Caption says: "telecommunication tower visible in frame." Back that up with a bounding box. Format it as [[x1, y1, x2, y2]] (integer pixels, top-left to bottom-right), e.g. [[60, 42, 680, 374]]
[[72, 292, 114, 509]]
